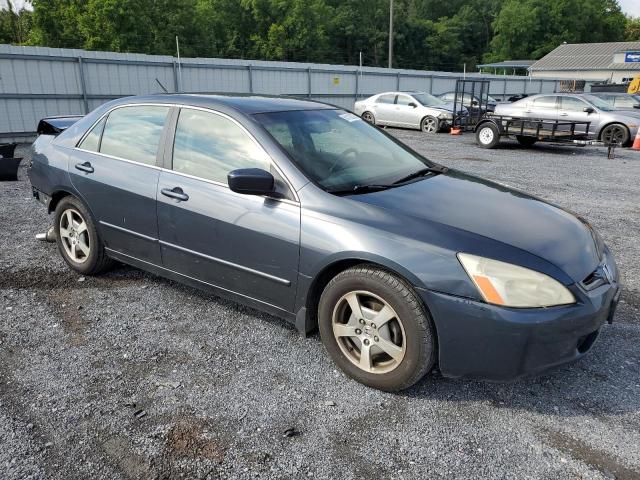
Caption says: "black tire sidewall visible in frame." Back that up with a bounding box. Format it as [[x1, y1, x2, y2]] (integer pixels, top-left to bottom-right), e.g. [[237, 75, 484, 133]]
[[601, 124, 629, 146], [476, 123, 499, 148], [54, 196, 104, 275], [421, 116, 439, 133], [318, 268, 435, 391], [362, 112, 375, 124]]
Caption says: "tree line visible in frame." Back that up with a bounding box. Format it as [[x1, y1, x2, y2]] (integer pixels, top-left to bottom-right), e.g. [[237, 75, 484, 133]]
[[1, 0, 639, 71]]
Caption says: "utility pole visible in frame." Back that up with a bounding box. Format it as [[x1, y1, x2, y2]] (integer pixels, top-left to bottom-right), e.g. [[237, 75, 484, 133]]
[[388, 0, 394, 68]]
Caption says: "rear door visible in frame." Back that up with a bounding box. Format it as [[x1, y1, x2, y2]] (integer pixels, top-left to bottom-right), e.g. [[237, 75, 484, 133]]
[[527, 96, 559, 120], [371, 94, 397, 125], [558, 96, 599, 135], [156, 107, 300, 312], [70, 104, 171, 264]]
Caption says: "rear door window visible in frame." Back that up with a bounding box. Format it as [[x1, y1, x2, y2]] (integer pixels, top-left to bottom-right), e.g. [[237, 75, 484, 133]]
[[376, 94, 396, 104], [533, 96, 558, 109], [100, 105, 170, 166], [78, 117, 106, 152]]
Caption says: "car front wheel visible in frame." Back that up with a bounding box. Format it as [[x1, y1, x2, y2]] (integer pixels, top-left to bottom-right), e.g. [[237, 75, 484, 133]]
[[421, 116, 439, 134], [54, 196, 113, 275], [600, 123, 630, 146], [318, 265, 436, 391]]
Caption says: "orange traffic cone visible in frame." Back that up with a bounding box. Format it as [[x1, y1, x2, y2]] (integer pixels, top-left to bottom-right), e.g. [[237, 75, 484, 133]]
[[632, 129, 640, 150]]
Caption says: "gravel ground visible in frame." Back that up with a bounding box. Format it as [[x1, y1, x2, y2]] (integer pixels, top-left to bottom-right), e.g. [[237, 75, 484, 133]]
[[1, 132, 639, 480]]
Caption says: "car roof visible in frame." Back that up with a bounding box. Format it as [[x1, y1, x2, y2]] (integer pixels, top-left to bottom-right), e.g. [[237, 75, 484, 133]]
[[109, 93, 335, 115]]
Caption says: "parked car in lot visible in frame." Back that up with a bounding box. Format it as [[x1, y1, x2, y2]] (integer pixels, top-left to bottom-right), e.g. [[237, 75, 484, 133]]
[[353, 91, 462, 133], [437, 91, 498, 113], [494, 93, 640, 146], [588, 92, 640, 111], [29, 94, 620, 391]]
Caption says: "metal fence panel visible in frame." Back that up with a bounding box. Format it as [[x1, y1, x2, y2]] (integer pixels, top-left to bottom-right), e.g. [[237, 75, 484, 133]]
[[0, 44, 589, 140]]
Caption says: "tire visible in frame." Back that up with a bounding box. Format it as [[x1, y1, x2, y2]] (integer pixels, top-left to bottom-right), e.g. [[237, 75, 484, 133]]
[[600, 123, 630, 147], [476, 123, 500, 149], [516, 135, 537, 147], [54, 196, 113, 275], [318, 265, 436, 391], [361, 111, 375, 125], [421, 116, 439, 134]]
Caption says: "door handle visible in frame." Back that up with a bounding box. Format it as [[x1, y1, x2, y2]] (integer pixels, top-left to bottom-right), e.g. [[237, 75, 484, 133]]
[[75, 161, 94, 173], [560, 113, 569, 116], [161, 187, 189, 201]]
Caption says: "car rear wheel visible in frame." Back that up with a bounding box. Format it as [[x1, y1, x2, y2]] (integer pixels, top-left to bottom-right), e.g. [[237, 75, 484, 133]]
[[54, 196, 113, 275], [516, 135, 537, 147], [476, 123, 500, 149], [600, 124, 630, 146], [318, 265, 436, 391], [421, 116, 439, 134], [362, 111, 375, 125]]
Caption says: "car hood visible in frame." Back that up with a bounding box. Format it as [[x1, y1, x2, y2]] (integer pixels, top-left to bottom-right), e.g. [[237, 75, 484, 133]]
[[348, 170, 601, 283]]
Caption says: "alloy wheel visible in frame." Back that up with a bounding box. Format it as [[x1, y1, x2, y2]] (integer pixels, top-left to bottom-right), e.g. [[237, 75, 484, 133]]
[[362, 112, 375, 124], [422, 117, 438, 133], [59, 208, 91, 264], [602, 126, 625, 145], [331, 290, 406, 374]]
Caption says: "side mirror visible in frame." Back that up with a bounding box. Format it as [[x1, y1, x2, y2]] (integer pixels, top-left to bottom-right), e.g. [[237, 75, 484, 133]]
[[633, 104, 640, 109], [583, 107, 595, 114], [472, 100, 479, 106], [228, 168, 275, 196], [408, 102, 417, 108]]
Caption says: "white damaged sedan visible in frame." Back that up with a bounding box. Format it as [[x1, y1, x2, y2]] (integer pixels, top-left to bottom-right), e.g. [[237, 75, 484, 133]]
[[354, 91, 464, 133]]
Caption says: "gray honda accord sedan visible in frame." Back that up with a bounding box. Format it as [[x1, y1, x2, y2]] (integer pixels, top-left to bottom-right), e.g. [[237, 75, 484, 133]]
[[28, 95, 620, 391]]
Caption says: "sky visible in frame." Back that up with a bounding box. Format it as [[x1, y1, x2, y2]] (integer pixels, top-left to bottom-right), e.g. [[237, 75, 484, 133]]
[[618, 0, 640, 17], [0, 0, 639, 16]]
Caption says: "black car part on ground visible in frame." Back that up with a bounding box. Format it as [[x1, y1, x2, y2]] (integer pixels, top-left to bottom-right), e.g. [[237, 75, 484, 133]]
[[0, 143, 22, 181]]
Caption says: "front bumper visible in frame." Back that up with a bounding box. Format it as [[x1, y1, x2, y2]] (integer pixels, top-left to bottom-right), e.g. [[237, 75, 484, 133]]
[[417, 269, 620, 381]]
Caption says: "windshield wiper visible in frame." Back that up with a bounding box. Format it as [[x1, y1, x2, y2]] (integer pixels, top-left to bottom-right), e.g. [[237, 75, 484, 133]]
[[327, 184, 393, 195], [392, 165, 448, 185]]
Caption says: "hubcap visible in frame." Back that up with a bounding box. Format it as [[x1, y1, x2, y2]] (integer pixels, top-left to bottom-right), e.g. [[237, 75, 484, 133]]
[[479, 127, 494, 144], [59, 208, 90, 264], [332, 291, 406, 374], [422, 118, 437, 133], [604, 127, 624, 144]]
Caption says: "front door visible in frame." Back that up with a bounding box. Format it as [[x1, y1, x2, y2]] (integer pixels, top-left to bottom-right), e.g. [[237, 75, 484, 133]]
[[393, 94, 422, 127], [156, 107, 301, 313], [69, 105, 171, 264], [558, 96, 600, 136]]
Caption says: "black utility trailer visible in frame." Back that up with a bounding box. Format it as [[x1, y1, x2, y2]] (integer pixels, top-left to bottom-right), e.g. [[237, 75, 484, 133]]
[[474, 115, 592, 149]]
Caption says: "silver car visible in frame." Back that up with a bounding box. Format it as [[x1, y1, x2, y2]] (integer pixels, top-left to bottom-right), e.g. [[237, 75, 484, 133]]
[[353, 91, 459, 133], [494, 93, 640, 146]]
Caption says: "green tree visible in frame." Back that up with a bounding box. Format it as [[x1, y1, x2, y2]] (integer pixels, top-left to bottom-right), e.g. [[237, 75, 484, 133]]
[[488, 0, 628, 61], [626, 17, 640, 41]]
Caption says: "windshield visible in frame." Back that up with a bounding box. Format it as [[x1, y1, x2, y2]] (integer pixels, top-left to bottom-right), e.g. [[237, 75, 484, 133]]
[[583, 95, 614, 111], [411, 92, 446, 107], [255, 109, 433, 192]]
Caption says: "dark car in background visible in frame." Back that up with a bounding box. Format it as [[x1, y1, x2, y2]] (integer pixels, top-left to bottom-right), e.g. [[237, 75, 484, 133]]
[[28, 94, 620, 391]]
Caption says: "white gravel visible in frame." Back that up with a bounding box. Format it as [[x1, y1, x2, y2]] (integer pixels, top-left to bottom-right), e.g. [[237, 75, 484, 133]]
[[0, 133, 639, 479]]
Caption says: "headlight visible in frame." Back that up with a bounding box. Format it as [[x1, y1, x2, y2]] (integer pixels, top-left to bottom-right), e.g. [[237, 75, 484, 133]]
[[457, 253, 575, 308], [438, 112, 453, 120]]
